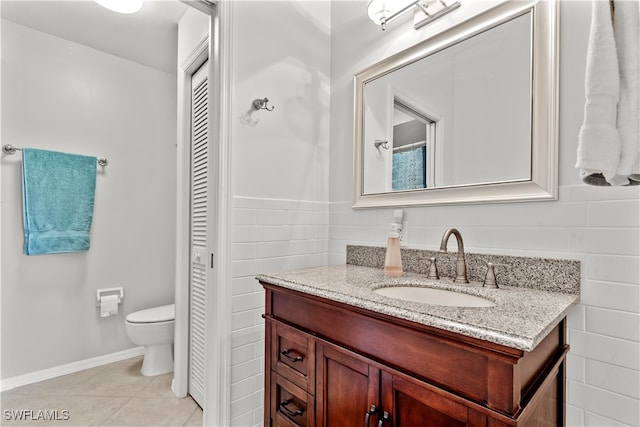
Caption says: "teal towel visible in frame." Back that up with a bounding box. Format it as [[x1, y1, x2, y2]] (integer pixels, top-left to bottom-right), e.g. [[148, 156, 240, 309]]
[[22, 148, 97, 255]]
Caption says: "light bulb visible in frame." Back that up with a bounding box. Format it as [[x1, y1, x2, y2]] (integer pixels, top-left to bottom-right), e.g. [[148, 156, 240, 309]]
[[367, 0, 418, 27], [367, 0, 392, 25], [95, 0, 142, 14]]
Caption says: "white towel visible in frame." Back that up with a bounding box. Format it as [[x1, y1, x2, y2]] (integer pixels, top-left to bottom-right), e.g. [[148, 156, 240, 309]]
[[576, 0, 640, 186], [613, 0, 639, 184]]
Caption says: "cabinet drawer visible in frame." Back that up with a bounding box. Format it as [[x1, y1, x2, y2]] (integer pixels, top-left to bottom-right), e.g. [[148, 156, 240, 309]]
[[272, 321, 314, 391], [271, 372, 314, 427]]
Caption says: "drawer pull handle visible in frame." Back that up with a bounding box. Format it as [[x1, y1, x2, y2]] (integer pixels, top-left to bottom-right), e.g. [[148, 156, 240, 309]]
[[281, 349, 304, 363], [280, 399, 304, 417], [365, 404, 377, 427], [377, 411, 390, 427]]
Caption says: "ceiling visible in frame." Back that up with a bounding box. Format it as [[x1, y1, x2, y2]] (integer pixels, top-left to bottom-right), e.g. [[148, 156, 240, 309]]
[[1, 0, 189, 74]]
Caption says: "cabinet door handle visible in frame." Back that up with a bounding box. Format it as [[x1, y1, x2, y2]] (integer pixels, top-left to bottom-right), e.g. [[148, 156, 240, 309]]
[[280, 399, 304, 417], [280, 349, 304, 362], [377, 411, 390, 427], [365, 404, 377, 427]]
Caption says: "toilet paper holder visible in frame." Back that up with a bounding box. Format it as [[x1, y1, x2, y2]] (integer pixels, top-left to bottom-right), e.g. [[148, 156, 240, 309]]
[[96, 287, 124, 306]]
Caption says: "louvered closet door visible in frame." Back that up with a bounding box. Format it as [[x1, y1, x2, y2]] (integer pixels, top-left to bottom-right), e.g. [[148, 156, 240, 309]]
[[189, 60, 210, 407]]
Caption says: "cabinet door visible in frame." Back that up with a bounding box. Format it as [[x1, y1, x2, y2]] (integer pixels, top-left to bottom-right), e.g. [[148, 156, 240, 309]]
[[383, 372, 486, 427], [316, 343, 380, 427]]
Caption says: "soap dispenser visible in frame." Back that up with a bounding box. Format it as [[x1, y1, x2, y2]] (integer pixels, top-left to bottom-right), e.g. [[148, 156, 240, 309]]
[[383, 223, 403, 277]]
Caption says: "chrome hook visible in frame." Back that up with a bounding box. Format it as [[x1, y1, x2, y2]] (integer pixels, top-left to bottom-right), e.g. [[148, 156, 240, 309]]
[[252, 97, 275, 112], [374, 140, 389, 150], [240, 97, 275, 126]]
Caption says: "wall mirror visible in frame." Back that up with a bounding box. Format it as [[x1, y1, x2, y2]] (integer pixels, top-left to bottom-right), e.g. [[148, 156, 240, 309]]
[[353, 0, 558, 208]]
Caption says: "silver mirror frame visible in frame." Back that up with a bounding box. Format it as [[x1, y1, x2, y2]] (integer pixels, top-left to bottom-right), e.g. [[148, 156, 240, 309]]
[[353, 0, 558, 208]]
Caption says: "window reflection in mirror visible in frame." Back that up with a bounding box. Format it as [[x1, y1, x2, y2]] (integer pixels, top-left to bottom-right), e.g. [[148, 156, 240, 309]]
[[391, 99, 437, 191]]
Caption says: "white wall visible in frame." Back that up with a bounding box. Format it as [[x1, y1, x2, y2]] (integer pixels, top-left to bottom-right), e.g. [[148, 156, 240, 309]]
[[231, 1, 331, 202], [330, 2, 639, 426], [177, 7, 209, 66], [227, 1, 331, 425], [0, 20, 177, 379]]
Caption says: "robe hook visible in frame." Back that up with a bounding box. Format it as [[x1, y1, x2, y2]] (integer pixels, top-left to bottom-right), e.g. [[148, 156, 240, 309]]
[[374, 140, 389, 150], [252, 97, 275, 112]]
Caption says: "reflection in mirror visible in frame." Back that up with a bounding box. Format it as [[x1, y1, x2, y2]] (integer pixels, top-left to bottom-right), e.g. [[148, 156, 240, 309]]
[[364, 10, 532, 195], [391, 99, 434, 191], [354, 0, 558, 208]]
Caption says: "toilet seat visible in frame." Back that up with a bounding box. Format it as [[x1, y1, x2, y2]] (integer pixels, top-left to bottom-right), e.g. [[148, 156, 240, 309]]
[[126, 304, 175, 324]]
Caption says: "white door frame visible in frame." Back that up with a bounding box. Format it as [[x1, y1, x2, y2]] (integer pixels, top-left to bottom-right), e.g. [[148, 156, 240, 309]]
[[174, 1, 232, 426]]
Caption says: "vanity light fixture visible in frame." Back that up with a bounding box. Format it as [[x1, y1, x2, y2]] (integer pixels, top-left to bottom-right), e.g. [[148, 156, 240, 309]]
[[95, 0, 142, 14], [367, 0, 461, 31]]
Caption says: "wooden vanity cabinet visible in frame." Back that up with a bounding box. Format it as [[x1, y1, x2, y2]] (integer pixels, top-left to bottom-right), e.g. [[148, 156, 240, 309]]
[[315, 341, 484, 427], [262, 283, 569, 427]]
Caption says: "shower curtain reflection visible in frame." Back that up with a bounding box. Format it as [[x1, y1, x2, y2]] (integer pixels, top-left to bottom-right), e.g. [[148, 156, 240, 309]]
[[392, 145, 426, 191]]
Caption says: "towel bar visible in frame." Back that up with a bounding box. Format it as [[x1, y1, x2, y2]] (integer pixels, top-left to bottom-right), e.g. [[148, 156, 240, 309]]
[[2, 144, 108, 167]]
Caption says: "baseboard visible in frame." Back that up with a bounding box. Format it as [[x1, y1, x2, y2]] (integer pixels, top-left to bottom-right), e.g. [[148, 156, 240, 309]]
[[0, 346, 145, 392]]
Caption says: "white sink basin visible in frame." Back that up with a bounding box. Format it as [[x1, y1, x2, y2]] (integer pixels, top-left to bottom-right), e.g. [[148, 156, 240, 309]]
[[374, 286, 496, 307]]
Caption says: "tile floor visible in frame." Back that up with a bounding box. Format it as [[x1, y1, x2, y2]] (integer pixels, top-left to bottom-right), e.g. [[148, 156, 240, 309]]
[[0, 357, 202, 426]]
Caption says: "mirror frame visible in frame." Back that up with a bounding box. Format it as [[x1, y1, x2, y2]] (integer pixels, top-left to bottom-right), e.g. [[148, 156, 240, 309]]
[[353, 0, 558, 208]]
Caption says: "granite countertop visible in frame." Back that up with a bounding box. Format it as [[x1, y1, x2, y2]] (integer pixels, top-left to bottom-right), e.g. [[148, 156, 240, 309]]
[[257, 264, 580, 352]]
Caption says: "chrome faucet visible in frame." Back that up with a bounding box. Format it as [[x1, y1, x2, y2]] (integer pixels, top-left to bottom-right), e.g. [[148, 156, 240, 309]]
[[439, 228, 469, 284]]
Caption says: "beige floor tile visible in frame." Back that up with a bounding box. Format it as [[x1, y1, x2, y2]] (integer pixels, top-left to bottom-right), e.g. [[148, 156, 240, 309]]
[[5, 364, 109, 397], [1, 390, 35, 409], [72, 358, 155, 398], [99, 397, 198, 427], [0, 394, 128, 426], [181, 406, 203, 427], [1, 357, 199, 427], [135, 373, 175, 398]]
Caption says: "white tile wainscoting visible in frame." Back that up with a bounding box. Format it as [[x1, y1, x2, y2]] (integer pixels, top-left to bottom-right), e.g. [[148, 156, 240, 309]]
[[229, 196, 329, 425], [228, 184, 638, 426]]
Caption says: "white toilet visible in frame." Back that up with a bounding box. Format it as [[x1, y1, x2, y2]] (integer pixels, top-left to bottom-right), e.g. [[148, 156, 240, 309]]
[[125, 303, 175, 376]]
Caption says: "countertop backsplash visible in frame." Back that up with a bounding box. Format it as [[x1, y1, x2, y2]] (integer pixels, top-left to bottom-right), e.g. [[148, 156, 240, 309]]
[[346, 245, 580, 295]]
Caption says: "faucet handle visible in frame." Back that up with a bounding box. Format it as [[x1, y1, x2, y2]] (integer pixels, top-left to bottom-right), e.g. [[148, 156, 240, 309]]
[[427, 257, 439, 280], [483, 262, 510, 288]]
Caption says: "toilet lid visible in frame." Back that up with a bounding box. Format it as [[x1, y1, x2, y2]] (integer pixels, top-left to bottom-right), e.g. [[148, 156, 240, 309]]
[[126, 304, 175, 323]]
